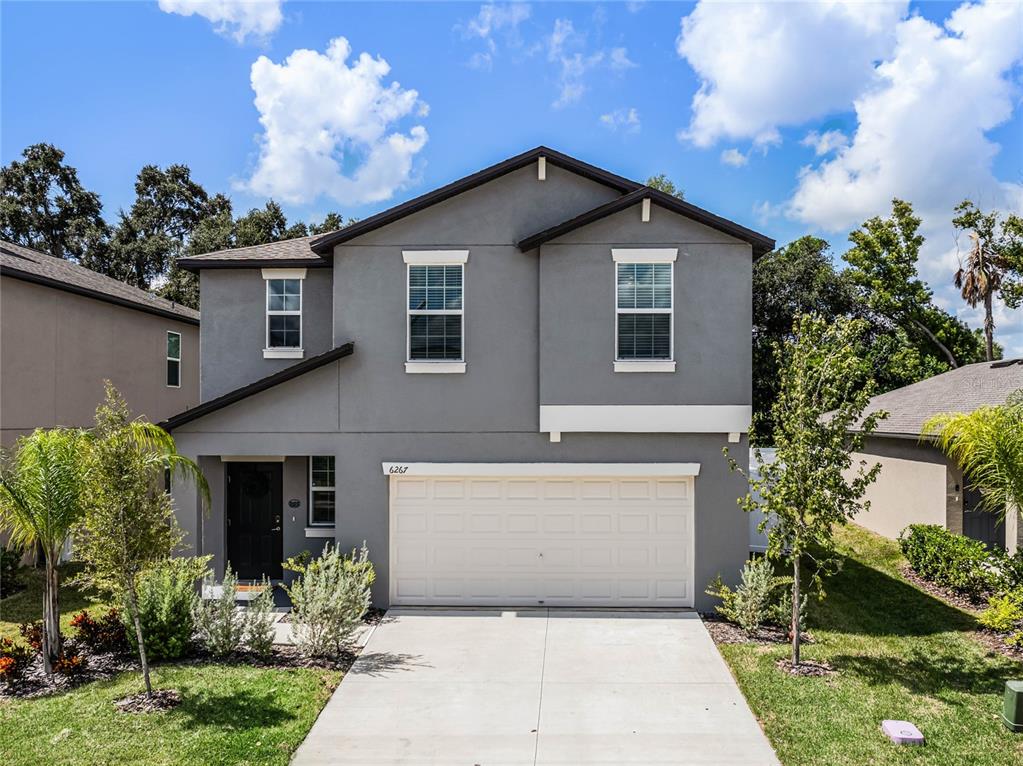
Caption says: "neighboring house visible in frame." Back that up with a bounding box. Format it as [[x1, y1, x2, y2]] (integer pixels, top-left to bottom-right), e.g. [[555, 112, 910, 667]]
[[163, 147, 774, 611], [1, 240, 199, 447], [850, 359, 1023, 554]]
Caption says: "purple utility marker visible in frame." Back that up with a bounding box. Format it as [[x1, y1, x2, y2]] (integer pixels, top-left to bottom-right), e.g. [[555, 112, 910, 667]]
[[881, 720, 925, 745]]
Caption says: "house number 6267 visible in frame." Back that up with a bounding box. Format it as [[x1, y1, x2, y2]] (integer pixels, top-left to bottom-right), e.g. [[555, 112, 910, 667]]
[[388, 465, 409, 474]]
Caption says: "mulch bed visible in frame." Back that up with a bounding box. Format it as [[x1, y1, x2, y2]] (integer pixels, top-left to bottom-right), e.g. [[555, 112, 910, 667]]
[[776, 658, 835, 676], [276, 607, 388, 626], [700, 613, 810, 646], [899, 565, 984, 614], [115, 688, 181, 713]]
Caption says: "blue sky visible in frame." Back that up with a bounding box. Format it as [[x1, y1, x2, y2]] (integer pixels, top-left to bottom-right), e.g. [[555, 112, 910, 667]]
[[4, 1, 1023, 348]]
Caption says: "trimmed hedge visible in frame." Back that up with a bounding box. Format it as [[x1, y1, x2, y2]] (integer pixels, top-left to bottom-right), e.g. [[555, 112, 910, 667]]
[[899, 524, 999, 600]]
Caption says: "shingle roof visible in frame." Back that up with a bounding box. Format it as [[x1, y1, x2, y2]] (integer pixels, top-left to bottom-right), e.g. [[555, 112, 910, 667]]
[[858, 359, 1023, 437], [0, 240, 199, 324], [176, 235, 329, 272]]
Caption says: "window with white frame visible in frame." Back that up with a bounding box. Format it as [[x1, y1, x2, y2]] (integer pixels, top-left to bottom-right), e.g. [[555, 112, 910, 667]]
[[166, 331, 181, 387], [407, 264, 463, 360], [309, 456, 335, 526], [616, 262, 673, 360], [266, 278, 302, 349]]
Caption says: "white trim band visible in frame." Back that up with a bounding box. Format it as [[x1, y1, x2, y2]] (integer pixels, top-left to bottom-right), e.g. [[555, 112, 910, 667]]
[[405, 361, 466, 374], [382, 462, 701, 477], [614, 360, 676, 373], [539, 405, 751, 434], [403, 250, 469, 265], [611, 248, 677, 263], [304, 527, 335, 538], [220, 455, 286, 463], [261, 268, 307, 279], [263, 348, 304, 359]]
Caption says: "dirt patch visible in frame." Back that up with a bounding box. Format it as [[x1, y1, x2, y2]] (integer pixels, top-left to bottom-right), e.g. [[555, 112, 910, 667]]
[[899, 565, 984, 614], [776, 658, 835, 677], [974, 628, 1023, 661], [115, 688, 182, 713], [701, 614, 810, 646], [0, 645, 134, 700]]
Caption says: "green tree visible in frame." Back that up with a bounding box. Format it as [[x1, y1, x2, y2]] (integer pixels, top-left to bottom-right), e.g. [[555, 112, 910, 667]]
[[0, 428, 90, 674], [924, 392, 1023, 523], [752, 237, 858, 440], [952, 201, 1023, 361], [645, 174, 683, 199], [843, 199, 961, 368], [0, 143, 108, 260], [728, 315, 885, 665], [309, 211, 354, 235], [74, 384, 209, 696]]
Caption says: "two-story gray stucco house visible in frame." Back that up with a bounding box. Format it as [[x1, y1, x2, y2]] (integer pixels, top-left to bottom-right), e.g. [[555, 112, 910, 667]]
[[163, 147, 774, 611]]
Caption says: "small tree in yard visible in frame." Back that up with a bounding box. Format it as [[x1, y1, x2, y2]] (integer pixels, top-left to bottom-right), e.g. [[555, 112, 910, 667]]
[[0, 428, 90, 675], [74, 384, 208, 697], [727, 314, 886, 666]]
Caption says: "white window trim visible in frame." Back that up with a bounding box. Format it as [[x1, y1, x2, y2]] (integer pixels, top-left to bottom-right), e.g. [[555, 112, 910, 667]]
[[304, 527, 335, 538], [308, 456, 336, 528], [405, 254, 467, 372], [614, 260, 674, 365], [166, 331, 181, 388], [611, 248, 677, 263], [264, 273, 304, 358]]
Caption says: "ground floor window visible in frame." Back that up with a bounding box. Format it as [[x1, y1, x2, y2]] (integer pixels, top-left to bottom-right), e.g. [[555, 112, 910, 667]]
[[309, 456, 335, 526]]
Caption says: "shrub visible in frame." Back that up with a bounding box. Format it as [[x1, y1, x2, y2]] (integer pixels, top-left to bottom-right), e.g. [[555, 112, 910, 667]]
[[282, 543, 374, 658], [70, 608, 129, 654], [19, 621, 43, 653], [0, 637, 32, 684], [244, 578, 276, 659], [706, 557, 791, 635], [0, 545, 23, 598], [899, 524, 998, 599], [194, 567, 246, 657], [54, 649, 87, 678], [125, 556, 210, 661], [979, 589, 1023, 632], [995, 549, 1023, 592]]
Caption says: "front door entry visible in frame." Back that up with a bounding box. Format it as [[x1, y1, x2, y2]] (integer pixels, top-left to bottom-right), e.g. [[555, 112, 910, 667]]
[[226, 462, 284, 580]]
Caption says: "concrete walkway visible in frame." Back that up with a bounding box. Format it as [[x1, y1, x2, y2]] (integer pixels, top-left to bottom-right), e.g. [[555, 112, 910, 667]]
[[292, 609, 779, 766]]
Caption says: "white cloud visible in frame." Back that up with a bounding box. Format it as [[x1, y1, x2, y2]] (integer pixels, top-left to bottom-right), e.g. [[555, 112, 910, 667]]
[[800, 129, 849, 156], [158, 0, 283, 43], [676, 0, 908, 147], [240, 37, 429, 206], [459, 3, 530, 70], [720, 148, 748, 167], [546, 19, 635, 108], [609, 47, 637, 72], [600, 107, 641, 133]]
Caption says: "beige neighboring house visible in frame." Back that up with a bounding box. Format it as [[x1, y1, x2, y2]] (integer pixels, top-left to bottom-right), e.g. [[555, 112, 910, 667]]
[[851, 359, 1023, 554], [1, 239, 199, 447]]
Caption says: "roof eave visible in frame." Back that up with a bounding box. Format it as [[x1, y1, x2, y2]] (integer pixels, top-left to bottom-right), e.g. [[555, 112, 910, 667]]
[[177, 257, 331, 273]]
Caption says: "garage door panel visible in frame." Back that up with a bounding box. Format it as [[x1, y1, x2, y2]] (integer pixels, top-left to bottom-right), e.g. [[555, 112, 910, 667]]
[[390, 474, 693, 607]]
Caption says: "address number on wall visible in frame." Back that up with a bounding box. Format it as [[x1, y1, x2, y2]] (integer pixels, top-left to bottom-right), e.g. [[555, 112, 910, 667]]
[[387, 465, 410, 475]]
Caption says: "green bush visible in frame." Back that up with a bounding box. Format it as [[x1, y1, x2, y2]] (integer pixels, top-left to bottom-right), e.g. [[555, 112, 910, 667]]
[[283, 543, 374, 658], [244, 579, 276, 660], [898, 524, 999, 599], [706, 557, 792, 635], [194, 567, 246, 657], [125, 556, 210, 661], [979, 589, 1023, 632], [0, 545, 23, 598], [994, 549, 1023, 592]]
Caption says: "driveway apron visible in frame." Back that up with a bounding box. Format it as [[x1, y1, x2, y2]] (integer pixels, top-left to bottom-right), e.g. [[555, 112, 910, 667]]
[[291, 609, 779, 766]]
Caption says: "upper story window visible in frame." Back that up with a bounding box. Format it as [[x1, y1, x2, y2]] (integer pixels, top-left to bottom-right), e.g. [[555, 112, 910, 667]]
[[166, 331, 181, 387], [613, 249, 677, 373], [403, 250, 469, 374], [262, 268, 306, 359], [309, 455, 335, 526]]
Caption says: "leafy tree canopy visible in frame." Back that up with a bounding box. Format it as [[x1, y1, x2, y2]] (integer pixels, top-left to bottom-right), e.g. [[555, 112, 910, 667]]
[[645, 174, 683, 199]]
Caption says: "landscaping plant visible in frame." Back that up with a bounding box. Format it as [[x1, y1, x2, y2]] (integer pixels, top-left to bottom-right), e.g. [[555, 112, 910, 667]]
[[898, 524, 999, 599], [194, 566, 245, 657], [244, 578, 276, 660], [70, 608, 129, 654], [705, 557, 792, 636], [1, 544, 24, 598], [978, 589, 1023, 633], [73, 384, 209, 697], [0, 428, 90, 675], [727, 314, 886, 666], [128, 555, 209, 660], [0, 637, 32, 685], [282, 543, 374, 658]]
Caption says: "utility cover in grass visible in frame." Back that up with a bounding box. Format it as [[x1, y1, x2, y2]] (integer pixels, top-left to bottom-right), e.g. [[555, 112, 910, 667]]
[[881, 720, 925, 745]]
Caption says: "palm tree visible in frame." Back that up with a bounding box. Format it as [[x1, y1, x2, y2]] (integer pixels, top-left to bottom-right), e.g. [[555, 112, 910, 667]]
[[955, 231, 1003, 361], [0, 429, 90, 675], [923, 392, 1023, 522]]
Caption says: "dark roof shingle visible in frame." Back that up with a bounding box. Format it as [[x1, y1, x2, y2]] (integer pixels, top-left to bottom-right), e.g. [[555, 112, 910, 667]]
[[176, 235, 329, 272], [0, 240, 199, 324]]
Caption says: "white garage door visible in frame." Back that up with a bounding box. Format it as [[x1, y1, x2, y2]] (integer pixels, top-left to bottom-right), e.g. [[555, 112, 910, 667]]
[[388, 471, 694, 607]]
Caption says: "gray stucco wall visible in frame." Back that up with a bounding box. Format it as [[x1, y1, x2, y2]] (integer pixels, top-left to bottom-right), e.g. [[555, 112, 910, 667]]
[[1, 276, 199, 446], [850, 436, 955, 541], [198, 267, 333, 401]]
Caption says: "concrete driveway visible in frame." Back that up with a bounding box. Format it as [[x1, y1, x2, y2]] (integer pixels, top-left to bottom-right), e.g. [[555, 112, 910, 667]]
[[292, 609, 779, 766]]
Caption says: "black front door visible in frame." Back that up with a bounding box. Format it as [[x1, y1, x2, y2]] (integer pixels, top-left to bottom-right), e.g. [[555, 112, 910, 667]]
[[226, 462, 283, 580]]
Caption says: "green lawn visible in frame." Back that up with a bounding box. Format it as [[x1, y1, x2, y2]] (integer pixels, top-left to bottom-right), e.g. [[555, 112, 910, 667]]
[[720, 523, 1023, 766], [0, 663, 340, 765], [0, 563, 108, 643]]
